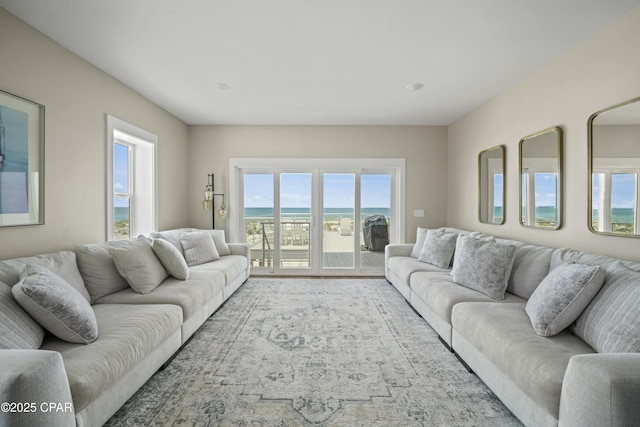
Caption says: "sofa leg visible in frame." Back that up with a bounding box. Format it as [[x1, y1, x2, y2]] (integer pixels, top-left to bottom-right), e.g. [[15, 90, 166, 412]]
[[160, 335, 195, 370], [438, 335, 455, 353], [454, 352, 474, 373]]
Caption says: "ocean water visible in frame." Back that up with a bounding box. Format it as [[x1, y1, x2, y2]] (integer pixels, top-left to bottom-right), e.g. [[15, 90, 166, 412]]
[[592, 208, 634, 224], [245, 207, 390, 220], [115, 207, 129, 222]]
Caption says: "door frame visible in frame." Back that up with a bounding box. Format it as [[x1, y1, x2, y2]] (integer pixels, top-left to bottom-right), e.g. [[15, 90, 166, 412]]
[[229, 158, 405, 276]]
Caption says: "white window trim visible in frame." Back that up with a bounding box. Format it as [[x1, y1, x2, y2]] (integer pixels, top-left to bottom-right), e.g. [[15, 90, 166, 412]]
[[228, 158, 405, 245], [106, 115, 158, 240], [592, 158, 640, 233]]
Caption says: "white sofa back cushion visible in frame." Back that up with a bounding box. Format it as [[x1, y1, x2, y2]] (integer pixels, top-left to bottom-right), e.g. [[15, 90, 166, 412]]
[[572, 263, 640, 353], [0, 251, 90, 303], [0, 281, 45, 349], [74, 242, 132, 303], [109, 238, 168, 294]]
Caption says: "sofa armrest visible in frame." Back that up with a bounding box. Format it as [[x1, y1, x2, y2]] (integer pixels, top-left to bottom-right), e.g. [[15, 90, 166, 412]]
[[228, 243, 250, 258], [384, 244, 415, 277], [559, 353, 640, 427], [0, 349, 75, 427], [385, 244, 414, 260]]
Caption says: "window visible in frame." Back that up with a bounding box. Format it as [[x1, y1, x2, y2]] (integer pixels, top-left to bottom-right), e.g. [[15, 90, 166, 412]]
[[230, 158, 404, 276], [107, 115, 157, 240], [592, 170, 639, 234], [113, 142, 132, 239]]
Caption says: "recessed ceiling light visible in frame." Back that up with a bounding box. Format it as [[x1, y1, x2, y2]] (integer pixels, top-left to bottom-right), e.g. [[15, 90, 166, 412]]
[[216, 82, 231, 90], [406, 82, 424, 91]]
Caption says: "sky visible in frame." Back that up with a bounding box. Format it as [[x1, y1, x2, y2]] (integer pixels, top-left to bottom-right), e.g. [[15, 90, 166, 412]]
[[244, 173, 391, 208], [113, 143, 129, 208], [593, 173, 636, 209]]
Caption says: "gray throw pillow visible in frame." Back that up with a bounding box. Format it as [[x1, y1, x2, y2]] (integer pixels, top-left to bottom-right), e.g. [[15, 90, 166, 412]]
[[152, 238, 189, 280], [525, 262, 605, 337], [418, 229, 457, 268], [409, 227, 429, 258], [180, 231, 220, 266], [209, 229, 231, 256], [571, 263, 640, 353], [12, 265, 98, 344], [0, 281, 45, 349], [109, 238, 168, 294], [450, 235, 517, 300]]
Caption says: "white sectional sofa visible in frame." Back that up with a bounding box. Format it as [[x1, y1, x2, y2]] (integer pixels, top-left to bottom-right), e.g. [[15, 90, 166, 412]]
[[0, 228, 249, 427], [386, 227, 640, 427]]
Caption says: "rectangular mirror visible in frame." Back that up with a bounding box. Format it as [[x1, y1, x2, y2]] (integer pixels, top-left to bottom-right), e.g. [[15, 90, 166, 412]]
[[519, 126, 563, 229], [589, 96, 640, 237], [479, 145, 505, 224]]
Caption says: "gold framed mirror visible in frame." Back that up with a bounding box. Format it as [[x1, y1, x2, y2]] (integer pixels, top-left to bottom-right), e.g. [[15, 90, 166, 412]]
[[519, 126, 563, 229], [589, 96, 640, 237], [479, 145, 505, 224]]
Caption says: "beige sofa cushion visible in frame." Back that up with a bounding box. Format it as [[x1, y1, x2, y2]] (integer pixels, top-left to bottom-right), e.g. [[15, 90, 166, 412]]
[[0, 281, 45, 349], [410, 271, 524, 324], [452, 302, 595, 421], [74, 242, 132, 303], [109, 238, 168, 294], [96, 273, 225, 321], [40, 303, 182, 412], [507, 244, 553, 299], [0, 251, 90, 303], [572, 263, 640, 353]]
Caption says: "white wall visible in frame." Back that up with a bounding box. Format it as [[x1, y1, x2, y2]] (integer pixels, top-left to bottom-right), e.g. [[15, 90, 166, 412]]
[[0, 9, 190, 259], [448, 6, 640, 261], [188, 125, 448, 242]]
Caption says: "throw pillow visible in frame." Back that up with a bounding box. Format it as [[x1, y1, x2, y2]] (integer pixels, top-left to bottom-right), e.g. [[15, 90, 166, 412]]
[[409, 227, 429, 258], [209, 229, 231, 256], [0, 281, 45, 349], [450, 235, 517, 300], [571, 263, 640, 353], [525, 262, 605, 337], [109, 238, 168, 294], [418, 229, 457, 269], [152, 238, 189, 280], [180, 230, 220, 266], [12, 265, 98, 344]]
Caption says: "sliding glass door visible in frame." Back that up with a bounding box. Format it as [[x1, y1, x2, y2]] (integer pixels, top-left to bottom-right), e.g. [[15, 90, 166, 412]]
[[232, 158, 404, 276]]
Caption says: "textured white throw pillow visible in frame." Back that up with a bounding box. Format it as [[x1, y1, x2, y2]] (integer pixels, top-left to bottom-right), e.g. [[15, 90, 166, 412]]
[[450, 235, 517, 300], [526, 262, 604, 337], [152, 238, 189, 280], [209, 230, 231, 256], [180, 231, 220, 266], [418, 230, 457, 268], [409, 227, 429, 258], [109, 238, 168, 294], [12, 265, 98, 344]]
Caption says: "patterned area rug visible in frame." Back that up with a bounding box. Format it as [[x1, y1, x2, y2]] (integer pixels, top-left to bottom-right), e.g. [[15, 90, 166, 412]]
[[106, 278, 521, 426]]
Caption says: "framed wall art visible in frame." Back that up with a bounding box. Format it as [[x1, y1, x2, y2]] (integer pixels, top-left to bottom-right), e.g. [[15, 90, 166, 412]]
[[0, 89, 44, 227]]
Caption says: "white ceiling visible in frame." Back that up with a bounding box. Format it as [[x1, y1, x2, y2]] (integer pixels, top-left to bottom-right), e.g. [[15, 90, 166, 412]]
[[1, 1, 639, 125]]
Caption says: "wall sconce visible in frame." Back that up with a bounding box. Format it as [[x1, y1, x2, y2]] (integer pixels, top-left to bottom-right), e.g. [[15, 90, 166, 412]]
[[202, 174, 227, 228]]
